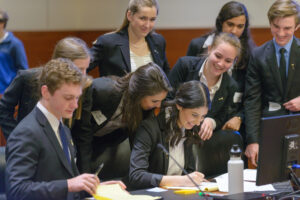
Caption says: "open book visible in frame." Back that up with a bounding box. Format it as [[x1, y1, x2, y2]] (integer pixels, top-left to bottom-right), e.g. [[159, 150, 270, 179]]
[[93, 184, 161, 200]]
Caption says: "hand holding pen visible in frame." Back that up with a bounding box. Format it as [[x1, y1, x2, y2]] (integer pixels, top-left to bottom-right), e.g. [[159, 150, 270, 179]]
[[95, 163, 104, 177]]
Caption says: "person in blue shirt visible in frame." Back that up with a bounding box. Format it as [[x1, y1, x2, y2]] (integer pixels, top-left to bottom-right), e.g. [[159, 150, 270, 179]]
[[244, 0, 300, 166], [0, 9, 28, 94]]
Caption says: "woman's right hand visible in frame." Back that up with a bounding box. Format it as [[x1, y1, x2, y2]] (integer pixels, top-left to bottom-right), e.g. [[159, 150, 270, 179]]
[[184, 171, 205, 186], [198, 118, 213, 140]]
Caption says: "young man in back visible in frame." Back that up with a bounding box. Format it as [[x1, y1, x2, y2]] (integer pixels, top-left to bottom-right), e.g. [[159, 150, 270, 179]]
[[244, 0, 300, 166]]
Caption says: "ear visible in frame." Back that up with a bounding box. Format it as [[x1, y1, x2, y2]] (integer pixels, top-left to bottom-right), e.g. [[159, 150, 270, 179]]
[[176, 104, 182, 111], [41, 85, 50, 100], [127, 10, 132, 22]]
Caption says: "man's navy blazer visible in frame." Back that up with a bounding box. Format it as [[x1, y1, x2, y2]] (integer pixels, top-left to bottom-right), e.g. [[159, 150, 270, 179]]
[[88, 28, 170, 76], [244, 37, 300, 144], [5, 107, 81, 200]]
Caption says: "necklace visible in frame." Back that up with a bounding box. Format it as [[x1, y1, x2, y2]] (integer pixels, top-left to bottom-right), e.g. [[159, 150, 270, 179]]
[[129, 40, 147, 49]]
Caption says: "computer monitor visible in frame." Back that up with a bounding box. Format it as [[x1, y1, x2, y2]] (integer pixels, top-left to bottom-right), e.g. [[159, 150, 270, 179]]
[[256, 114, 300, 186]]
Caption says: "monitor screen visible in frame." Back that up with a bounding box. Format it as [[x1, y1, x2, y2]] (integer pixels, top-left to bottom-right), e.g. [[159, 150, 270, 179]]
[[256, 114, 300, 186]]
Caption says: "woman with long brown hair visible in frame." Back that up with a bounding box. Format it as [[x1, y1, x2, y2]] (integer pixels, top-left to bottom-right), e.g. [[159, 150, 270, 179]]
[[75, 62, 171, 174]]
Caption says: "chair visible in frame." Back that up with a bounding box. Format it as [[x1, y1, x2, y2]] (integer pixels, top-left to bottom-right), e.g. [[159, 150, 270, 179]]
[[91, 130, 131, 183], [194, 130, 243, 177], [0, 146, 6, 200]]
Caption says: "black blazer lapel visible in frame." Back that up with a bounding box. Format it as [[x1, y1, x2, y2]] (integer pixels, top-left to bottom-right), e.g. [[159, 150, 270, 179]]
[[286, 38, 300, 97], [188, 57, 205, 81], [157, 112, 169, 175], [35, 108, 74, 176], [118, 30, 131, 72], [266, 42, 284, 95], [146, 35, 161, 66], [211, 75, 229, 113]]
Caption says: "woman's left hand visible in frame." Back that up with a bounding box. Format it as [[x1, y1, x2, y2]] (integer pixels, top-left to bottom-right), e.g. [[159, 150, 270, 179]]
[[222, 116, 241, 131]]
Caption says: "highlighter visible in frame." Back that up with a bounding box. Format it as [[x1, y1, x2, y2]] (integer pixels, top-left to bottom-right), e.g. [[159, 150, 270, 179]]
[[174, 189, 198, 195]]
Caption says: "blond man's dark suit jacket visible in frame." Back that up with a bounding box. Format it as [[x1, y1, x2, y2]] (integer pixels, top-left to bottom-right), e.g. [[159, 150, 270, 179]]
[[168, 56, 239, 130], [5, 107, 81, 200], [244, 37, 300, 144], [88, 27, 170, 76]]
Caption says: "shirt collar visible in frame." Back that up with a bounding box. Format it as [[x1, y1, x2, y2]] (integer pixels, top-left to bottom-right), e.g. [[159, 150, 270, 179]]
[[37, 101, 60, 133], [203, 33, 215, 48], [273, 36, 293, 53], [0, 32, 8, 43]]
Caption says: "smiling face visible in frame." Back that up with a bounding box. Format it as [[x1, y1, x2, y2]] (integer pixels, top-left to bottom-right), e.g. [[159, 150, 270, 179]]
[[207, 41, 237, 77], [177, 106, 208, 130], [140, 90, 167, 110], [270, 15, 298, 47], [73, 57, 90, 75], [42, 83, 82, 120], [127, 6, 157, 38], [222, 15, 246, 38]]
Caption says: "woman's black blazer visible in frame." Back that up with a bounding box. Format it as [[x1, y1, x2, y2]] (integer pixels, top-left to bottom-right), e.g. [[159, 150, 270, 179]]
[[129, 109, 195, 189], [88, 28, 170, 76]]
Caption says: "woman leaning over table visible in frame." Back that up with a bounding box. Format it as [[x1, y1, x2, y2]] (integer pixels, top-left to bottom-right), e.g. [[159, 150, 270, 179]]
[[74, 62, 171, 174], [88, 0, 170, 77]]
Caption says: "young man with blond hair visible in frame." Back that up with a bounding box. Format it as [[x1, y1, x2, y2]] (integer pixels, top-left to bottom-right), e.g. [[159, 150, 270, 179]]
[[244, 0, 300, 166]]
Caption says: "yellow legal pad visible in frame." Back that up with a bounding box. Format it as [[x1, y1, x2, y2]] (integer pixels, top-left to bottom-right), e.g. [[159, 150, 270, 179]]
[[93, 184, 161, 200]]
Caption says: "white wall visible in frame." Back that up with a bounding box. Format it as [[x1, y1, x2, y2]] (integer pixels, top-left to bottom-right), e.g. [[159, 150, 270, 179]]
[[0, 0, 280, 31]]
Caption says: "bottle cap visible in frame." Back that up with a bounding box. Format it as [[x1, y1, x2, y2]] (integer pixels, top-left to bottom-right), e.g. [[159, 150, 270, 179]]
[[230, 144, 242, 157]]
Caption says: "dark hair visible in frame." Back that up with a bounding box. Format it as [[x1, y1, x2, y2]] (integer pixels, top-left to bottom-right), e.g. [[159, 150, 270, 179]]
[[116, 62, 172, 133], [164, 81, 210, 147], [0, 9, 9, 28], [214, 1, 255, 70]]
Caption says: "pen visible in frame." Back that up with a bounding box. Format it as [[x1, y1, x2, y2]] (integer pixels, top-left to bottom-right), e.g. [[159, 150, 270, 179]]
[[94, 163, 104, 176]]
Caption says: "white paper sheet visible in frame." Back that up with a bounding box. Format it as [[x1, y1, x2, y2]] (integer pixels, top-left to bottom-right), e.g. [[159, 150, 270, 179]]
[[215, 169, 275, 193]]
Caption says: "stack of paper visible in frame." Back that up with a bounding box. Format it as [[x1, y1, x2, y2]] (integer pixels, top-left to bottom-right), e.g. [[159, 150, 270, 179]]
[[93, 184, 161, 200], [215, 169, 276, 193]]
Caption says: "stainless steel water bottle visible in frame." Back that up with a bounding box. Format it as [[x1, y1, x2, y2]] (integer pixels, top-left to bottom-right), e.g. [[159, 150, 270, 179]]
[[228, 144, 244, 195]]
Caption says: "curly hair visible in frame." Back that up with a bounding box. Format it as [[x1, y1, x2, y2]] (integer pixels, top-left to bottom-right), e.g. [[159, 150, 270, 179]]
[[39, 58, 85, 95]]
